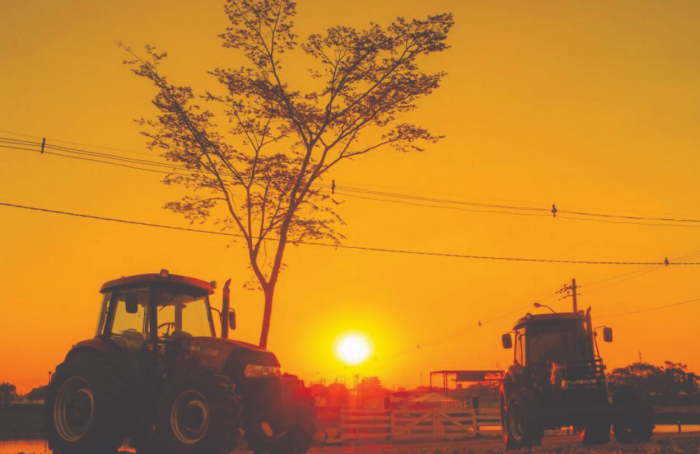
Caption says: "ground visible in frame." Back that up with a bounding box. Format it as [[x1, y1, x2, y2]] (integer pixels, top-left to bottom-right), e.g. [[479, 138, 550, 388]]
[[309, 433, 700, 454], [2, 433, 698, 454]]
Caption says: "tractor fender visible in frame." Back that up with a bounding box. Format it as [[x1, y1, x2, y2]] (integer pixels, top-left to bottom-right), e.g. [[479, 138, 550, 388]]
[[500, 373, 515, 413], [501, 367, 533, 413], [507, 365, 532, 389], [66, 337, 144, 388]]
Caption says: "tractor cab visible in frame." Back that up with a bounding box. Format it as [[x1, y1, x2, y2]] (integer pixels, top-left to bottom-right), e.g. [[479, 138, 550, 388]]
[[504, 312, 597, 368], [96, 270, 218, 346], [502, 310, 612, 391]]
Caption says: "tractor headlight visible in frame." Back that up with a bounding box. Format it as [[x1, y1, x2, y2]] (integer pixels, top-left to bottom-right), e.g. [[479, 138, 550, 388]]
[[244, 364, 281, 378]]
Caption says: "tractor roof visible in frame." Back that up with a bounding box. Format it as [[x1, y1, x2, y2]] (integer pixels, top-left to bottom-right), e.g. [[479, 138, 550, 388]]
[[100, 270, 215, 295], [514, 312, 583, 330]]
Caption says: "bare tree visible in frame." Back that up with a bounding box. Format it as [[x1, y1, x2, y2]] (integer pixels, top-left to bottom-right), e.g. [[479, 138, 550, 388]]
[[121, 0, 453, 348]]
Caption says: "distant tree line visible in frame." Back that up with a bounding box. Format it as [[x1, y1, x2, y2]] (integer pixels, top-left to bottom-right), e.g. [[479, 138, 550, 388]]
[[0, 382, 17, 404], [2, 361, 697, 406], [608, 361, 699, 406], [434, 361, 699, 407], [0, 383, 47, 404]]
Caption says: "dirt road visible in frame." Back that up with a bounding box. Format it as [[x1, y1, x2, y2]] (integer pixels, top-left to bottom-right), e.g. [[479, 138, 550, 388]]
[[309, 431, 700, 454]]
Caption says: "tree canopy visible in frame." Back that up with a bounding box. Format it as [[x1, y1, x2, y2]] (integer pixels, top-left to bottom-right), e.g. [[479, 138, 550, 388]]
[[608, 361, 699, 405], [0, 382, 17, 404], [122, 0, 453, 347]]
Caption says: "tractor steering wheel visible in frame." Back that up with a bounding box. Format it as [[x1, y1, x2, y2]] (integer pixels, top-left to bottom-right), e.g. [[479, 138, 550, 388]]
[[157, 322, 176, 338]]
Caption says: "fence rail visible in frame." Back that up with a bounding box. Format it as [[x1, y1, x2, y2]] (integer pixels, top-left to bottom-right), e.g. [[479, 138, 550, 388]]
[[338, 408, 501, 442]]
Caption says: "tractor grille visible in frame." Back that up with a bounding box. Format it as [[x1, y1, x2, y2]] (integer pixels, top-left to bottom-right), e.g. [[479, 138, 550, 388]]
[[279, 374, 304, 402], [563, 359, 606, 390]]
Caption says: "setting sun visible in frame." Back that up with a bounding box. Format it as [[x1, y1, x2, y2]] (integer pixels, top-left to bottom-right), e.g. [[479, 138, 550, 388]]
[[333, 332, 373, 366]]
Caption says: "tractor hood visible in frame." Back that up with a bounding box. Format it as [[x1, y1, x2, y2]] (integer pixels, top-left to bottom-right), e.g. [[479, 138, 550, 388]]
[[176, 337, 280, 378], [222, 338, 280, 367]]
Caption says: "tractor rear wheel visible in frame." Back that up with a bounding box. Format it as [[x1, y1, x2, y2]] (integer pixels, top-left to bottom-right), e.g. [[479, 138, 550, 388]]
[[503, 387, 543, 449], [45, 351, 125, 454], [155, 367, 241, 454], [612, 387, 654, 443], [577, 418, 611, 445]]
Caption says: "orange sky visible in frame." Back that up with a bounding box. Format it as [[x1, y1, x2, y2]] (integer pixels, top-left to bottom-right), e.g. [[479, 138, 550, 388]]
[[1, 0, 700, 393]]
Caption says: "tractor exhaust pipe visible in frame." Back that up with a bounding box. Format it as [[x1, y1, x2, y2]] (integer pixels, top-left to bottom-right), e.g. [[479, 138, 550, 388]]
[[222, 278, 231, 339]]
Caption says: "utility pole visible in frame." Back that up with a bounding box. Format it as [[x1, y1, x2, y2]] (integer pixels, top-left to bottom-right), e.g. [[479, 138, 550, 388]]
[[558, 278, 579, 313], [354, 374, 360, 408], [639, 352, 642, 363]]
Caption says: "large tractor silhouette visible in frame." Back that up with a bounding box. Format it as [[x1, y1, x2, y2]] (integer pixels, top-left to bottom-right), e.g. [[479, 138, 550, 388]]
[[500, 308, 653, 448], [46, 270, 316, 454]]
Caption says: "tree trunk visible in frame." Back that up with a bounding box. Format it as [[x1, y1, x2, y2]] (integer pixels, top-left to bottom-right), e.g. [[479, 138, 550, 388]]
[[259, 285, 274, 348]]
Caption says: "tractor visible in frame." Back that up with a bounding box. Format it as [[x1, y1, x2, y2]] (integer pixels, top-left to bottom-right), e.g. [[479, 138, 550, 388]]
[[45, 270, 316, 454], [499, 305, 654, 448]]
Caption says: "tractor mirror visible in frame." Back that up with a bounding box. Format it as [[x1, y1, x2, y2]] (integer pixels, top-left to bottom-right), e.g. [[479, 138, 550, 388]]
[[228, 310, 237, 331], [603, 327, 613, 343], [125, 294, 139, 314], [502, 333, 513, 349]]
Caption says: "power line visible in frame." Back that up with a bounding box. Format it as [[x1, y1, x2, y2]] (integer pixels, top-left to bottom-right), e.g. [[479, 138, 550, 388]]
[[555, 214, 700, 229], [562, 208, 700, 224], [582, 248, 700, 296], [332, 185, 549, 213], [0, 129, 158, 158], [0, 141, 564, 220], [7, 140, 700, 229], [317, 289, 561, 377], [0, 139, 204, 177], [334, 191, 551, 219], [317, 264, 700, 376], [2, 201, 698, 266], [14, 128, 692, 218], [598, 296, 700, 319], [6, 133, 700, 226], [0, 202, 242, 237], [323, 288, 700, 378], [334, 188, 700, 229]]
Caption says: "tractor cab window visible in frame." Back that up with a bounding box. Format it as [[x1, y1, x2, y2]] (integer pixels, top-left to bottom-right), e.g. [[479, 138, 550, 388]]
[[108, 289, 149, 341], [155, 291, 213, 340], [526, 322, 589, 365]]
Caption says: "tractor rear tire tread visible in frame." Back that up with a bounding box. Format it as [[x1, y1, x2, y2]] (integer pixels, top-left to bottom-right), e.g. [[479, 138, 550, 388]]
[[612, 386, 654, 444], [45, 350, 125, 454], [578, 419, 611, 445], [503, 387, 543, 449]]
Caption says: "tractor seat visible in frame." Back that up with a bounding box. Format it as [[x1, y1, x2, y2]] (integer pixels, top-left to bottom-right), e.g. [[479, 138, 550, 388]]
[[120, 329, 146, 341]]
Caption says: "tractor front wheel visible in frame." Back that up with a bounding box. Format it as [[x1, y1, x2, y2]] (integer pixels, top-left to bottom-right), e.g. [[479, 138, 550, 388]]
[[45, 351, 125, 454], [155, 367, 241, 454], [612, 387, 654, 443], [269, 398, 317, 454], [577, 419, 611, 445], [503, 387, 543, 449]]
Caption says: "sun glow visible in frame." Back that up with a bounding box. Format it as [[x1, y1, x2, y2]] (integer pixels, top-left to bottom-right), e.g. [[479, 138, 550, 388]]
[[333, 332, 373, 366]]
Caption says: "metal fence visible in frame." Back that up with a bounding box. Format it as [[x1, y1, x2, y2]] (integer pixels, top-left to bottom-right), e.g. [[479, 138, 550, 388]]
[[336, 407, 501, 442]]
